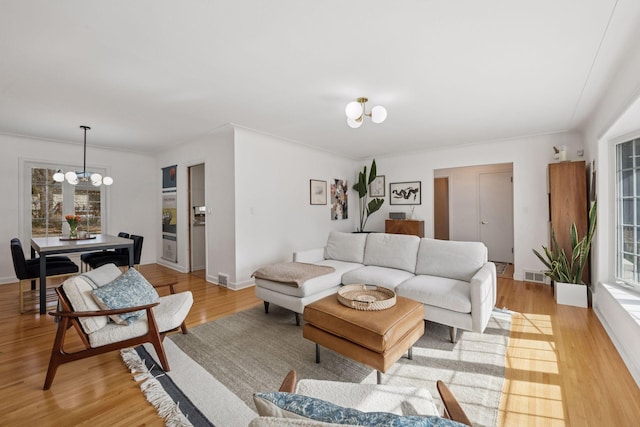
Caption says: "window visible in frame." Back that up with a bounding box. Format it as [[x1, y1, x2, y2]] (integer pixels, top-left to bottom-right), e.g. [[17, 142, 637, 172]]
[[616, 138, 640, 285], [29, 164, 105, 237]]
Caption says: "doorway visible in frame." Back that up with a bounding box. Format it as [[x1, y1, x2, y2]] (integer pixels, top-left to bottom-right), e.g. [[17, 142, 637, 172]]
[[188, 164, 206, 273], [434, 163, 514, 265]]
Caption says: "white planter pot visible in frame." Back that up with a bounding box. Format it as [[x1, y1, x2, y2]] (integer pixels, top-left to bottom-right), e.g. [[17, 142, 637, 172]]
[[554, 281, 588, 308]]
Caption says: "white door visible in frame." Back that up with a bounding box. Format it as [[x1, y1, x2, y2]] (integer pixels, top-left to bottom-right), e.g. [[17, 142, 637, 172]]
[[479, 172, 514, 263]]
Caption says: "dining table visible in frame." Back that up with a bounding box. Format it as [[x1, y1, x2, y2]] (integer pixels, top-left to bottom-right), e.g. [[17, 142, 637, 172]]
[[30, 234, 134, 314]]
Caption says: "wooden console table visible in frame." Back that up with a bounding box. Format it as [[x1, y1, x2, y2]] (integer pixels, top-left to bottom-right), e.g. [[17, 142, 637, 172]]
[[385, 219, 425, 237]]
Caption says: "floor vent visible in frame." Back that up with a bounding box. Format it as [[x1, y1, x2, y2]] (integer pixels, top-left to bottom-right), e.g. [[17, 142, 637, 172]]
[[218, 273, 228, 286], [523, 270, 547, 284]]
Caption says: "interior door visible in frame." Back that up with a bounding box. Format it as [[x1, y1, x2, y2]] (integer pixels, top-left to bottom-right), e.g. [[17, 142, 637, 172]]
[[479, 172, 513, 263], [434, 177, 450, 240]]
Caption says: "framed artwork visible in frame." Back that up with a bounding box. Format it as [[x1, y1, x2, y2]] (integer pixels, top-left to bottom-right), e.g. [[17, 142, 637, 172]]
[[390, 181, 421, 205], [370, 175, 385, 197], [310, 179, 327, 205], [331, 179, 348, 220]]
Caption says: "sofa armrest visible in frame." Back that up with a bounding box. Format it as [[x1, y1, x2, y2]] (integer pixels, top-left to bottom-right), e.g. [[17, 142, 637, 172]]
[[469, 262, 497, 333], [293, 248, 325, 263]]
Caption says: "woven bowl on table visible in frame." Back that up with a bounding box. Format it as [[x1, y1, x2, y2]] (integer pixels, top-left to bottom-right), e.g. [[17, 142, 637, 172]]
[[337, 284, 396, 311]]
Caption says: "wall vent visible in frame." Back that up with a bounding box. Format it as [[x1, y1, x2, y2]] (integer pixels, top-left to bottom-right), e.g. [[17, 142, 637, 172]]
[[218, 273, 228, 287], [523, 270, 547, 284]]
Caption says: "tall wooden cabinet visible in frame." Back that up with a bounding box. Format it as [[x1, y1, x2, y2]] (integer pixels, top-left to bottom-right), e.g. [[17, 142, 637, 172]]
[[548, 161, 588, 263]]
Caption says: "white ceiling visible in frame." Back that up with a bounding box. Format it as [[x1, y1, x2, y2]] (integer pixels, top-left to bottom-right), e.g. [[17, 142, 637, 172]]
[[1, 0, 639, 159]]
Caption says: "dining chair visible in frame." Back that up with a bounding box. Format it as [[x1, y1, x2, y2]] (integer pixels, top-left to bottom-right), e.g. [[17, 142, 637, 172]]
[[80, 232, 130, 272], [10, 238, 79, 313], [87, 234, 143, 270]]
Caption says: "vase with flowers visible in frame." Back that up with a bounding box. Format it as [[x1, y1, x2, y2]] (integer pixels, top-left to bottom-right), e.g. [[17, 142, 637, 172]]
[[65, 214, 81, 239]]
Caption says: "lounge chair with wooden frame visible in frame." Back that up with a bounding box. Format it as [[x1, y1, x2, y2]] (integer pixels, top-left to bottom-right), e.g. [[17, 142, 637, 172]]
[[252, 369, 473, 426], [43, 264, 193, 390]]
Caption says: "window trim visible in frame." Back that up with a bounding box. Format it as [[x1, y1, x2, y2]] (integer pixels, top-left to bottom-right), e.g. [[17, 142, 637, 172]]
[[612, 130, 640, 290], [22, 159, 108, 239]]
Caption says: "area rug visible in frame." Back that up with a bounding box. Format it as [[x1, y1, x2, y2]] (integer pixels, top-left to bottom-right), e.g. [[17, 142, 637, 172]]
[[121, 305, 511, 427]]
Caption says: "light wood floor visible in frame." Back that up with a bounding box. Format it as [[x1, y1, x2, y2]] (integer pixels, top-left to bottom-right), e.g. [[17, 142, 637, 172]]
[[1, 264, 639, 426]]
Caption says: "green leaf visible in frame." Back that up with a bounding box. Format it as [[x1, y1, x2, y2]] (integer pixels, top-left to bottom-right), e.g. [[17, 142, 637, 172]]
[[368, 159, 377, 185]]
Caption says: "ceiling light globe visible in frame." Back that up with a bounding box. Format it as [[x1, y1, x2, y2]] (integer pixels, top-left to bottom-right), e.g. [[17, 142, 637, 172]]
[[371, 106, 387, 124], [103, 176, 114, 186], [53, 170, 65, 182], [347, 118, 363, 129], [345, 101, 363, 120], [69, 177, 79, 185], [65, 171, 77, 182], [91, 173, 102, 182]]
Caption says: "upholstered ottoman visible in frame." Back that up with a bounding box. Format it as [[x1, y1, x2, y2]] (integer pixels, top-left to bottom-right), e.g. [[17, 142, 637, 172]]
[[302, 294, 424, 383]]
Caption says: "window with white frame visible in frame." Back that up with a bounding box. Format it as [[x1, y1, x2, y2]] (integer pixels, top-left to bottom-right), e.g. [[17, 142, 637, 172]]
[[616, 137, 640, 285], [29, 164, 105, 237]]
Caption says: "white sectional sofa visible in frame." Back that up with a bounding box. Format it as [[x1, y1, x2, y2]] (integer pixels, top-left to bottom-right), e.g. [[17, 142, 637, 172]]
[[254, 232, 496, 341]]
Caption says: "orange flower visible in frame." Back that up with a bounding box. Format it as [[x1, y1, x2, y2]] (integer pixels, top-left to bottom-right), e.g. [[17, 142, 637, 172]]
[[65, 214, 81, 224]]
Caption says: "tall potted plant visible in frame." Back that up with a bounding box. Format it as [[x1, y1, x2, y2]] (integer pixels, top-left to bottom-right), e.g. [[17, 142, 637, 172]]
[[352, 159, 384, 232], [533, 200, 597, 307]]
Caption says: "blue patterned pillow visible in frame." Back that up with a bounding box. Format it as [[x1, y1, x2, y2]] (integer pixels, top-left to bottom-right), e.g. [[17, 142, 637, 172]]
[[91, 268, 159, 325], [253, 392, 467, 427]]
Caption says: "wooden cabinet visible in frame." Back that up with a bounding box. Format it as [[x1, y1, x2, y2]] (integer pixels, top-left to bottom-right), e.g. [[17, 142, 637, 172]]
[[548, 160, 588, 261], [385, 220, 425, 238]]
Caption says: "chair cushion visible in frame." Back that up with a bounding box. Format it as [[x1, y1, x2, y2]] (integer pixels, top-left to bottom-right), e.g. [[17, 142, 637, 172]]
[[62, 264, 123, 334], [87, 291, 193, 348], [415, 238, 486, 281], [295, 379, 438, 416], [363, 233, 420, 273], [91, 268, 159, 325], [323, 232, 368, 264], [253, 392, 465, 426]]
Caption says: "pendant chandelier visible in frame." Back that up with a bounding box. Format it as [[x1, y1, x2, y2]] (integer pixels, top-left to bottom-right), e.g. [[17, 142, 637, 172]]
[[53, 126, 113, 186]]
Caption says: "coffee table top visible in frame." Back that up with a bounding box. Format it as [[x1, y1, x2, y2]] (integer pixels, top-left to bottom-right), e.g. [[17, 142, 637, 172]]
[[304, 293, 423, 337]]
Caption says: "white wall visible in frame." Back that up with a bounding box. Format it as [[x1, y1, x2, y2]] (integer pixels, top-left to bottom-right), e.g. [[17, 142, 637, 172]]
[[0, 133, 157, 284], [581, 20, 640, 388], [155, 126, 236, 282], [367, 132, 584, 281], [233, 128, 356, 287]]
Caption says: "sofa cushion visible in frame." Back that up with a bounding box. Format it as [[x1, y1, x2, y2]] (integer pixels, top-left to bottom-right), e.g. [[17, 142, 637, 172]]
[[91, 268, 160, 325], [323, 232, 368, 264], [341, 266, 415, 290], [415, 238, 486, 281], [256, 260, 363, 298], [253, 392, 465, 426], [396, 275, 472, 314], [61, 263, 124, 334], [363, 233, 420, 273]]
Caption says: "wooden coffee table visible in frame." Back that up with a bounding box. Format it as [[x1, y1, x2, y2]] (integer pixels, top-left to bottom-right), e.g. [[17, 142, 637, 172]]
[[302, 293, 424, 384]]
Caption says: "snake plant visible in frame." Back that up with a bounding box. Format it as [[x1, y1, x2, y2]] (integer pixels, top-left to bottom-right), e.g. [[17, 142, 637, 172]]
[[533, 200, 597, 285]]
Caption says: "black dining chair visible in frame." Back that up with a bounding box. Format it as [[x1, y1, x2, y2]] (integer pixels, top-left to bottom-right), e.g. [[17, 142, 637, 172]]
[[87, 234, 143, 270], [10, 238, 79, 313], [80, 232, 130, 272]]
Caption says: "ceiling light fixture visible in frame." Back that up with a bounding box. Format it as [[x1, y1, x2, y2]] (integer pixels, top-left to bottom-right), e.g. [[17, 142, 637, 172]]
[[53, 126, 113, 187], [345, 97, 387, 129]]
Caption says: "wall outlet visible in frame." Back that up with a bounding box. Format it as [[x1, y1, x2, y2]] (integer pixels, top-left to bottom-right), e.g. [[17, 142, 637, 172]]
[[577, 149, 584, 157]]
